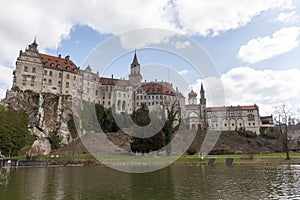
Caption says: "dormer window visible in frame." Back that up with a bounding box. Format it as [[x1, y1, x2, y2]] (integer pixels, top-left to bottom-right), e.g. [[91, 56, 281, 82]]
[[66, 66, 70, 70], [50, 63, 54, 67], [56, 64, 60, 68]]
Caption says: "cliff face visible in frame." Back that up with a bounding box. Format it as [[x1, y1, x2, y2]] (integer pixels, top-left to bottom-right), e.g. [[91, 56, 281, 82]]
[[2, 89, 74, 155]]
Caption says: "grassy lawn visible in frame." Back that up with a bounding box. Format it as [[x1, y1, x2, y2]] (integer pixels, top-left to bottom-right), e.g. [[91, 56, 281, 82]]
[[12, 152, 300, 165]]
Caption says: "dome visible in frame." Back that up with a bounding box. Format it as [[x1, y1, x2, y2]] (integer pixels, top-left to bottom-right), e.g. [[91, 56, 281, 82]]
[[188, 89, 197, 98]]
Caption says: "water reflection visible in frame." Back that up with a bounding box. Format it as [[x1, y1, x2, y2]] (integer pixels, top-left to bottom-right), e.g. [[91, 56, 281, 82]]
[[130, 166, 175, 200], [1, 165, 300, 199]]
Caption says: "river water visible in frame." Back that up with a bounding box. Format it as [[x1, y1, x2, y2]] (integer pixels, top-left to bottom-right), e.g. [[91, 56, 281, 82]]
[[1, 164, 300, 199]]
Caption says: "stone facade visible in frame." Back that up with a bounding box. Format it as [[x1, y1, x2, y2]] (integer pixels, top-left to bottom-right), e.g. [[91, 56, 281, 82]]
[[11, 40, 263, 135]]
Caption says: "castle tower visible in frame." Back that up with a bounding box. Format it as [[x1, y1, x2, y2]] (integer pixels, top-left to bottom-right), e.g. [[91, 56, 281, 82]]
[[188, 89, 197, 105], [199, 82, 207, 128], [129, 50, 142, 87]]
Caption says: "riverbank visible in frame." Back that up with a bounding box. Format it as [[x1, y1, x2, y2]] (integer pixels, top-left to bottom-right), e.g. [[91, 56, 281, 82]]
[[7, 152, 300, 168]]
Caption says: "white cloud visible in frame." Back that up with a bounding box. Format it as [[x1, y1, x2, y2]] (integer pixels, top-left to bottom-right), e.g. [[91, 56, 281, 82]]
[[175, 41, 191, 49], [0, 65, 13, 99], [0, 1, 296, 98], [277, 11, 299, 23], [178, 69, 188, 75], [175, 0, 293, 36], [192, 67, 300, 116], [0, 0, 294, 64], [238, 26, 300, 63]]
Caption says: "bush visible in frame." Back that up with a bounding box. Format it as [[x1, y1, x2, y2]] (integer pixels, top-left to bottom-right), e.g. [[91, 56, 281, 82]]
[[48, 131, 61, 150]]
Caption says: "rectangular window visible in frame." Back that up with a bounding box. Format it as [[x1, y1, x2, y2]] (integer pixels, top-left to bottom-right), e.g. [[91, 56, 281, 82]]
[[108, 93, 111, 99], [48, 79, 52, 85], [156, 96, 158, 99], [237, 110, 242, 116], [73, 76, 76, 80], [248, 114, 254, 121], [106, 86, 108, 91], [59, 73, 62, 78], [66, 74, 70, 79], [49, 71, 53, 76], [137, 96, 139, 100], [31, 76, 35, 82], [152, 96, 154, 99], [66, 82, 69, 88], [32, 67, 36, 73], [103, 101, 105, 105], [144, 96, 147, 99], [58, 81, 61, 86], [108, 101, 111, 106], [24, 66, 28, 72], [44, 70, 47, 75]]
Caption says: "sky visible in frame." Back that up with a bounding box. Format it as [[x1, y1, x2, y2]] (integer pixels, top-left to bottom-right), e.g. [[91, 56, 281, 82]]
[[0, 0, 300, 117]]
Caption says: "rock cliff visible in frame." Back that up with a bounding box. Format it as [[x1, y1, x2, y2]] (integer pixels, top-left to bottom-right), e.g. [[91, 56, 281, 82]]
[[2, 89, 74, 155]]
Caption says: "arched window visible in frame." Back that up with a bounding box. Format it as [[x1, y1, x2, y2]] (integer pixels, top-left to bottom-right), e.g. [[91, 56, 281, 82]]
[[122, 101, 126, 111], [117, 100, 121, 110]]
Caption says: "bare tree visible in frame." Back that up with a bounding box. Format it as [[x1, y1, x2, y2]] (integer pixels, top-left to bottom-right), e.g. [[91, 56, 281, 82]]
[[274, 104, 291, 160]]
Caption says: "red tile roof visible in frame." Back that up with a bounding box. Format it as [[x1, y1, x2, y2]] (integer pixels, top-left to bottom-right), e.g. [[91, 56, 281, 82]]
[[206, 105, 258, 112], [99, 77, 129, 86], [39, 53, 79, 74], [142, 82, 175, 96]]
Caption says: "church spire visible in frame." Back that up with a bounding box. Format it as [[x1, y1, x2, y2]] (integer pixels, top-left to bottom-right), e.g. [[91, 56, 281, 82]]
[[200, 82, 204, 92], [131, 49, 139, 66], [33, 36, 37, 45], [200, 82, 206, 105]]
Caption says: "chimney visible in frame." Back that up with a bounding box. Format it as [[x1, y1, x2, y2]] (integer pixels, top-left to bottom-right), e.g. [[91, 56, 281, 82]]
[[58, 54, 61, 58], [111, 74, 113, 79], [65, 55, 70, 61], [155, 79, 157, 82]]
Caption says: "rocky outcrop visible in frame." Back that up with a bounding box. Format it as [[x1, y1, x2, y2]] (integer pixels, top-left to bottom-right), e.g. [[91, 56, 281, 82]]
[[2, 89, 74, 155]]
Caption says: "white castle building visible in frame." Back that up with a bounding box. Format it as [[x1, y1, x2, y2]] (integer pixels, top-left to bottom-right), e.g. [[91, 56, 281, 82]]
[[9, 39, 262, 134]]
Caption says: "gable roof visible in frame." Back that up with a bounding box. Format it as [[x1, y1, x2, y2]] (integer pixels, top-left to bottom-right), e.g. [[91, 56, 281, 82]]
[[39, 53, 79, 74], [99, 77, 129, 86], [142, 82, 175, 96]]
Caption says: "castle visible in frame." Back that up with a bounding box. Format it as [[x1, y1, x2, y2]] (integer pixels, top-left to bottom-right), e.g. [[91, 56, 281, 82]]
[[9, 39, 262, 134]]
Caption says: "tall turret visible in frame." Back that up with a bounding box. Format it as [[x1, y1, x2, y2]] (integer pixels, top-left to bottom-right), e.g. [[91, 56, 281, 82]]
[[200, 83, 206, 105], [199, 82, 207, 129], [129, 50, 142, 86]]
